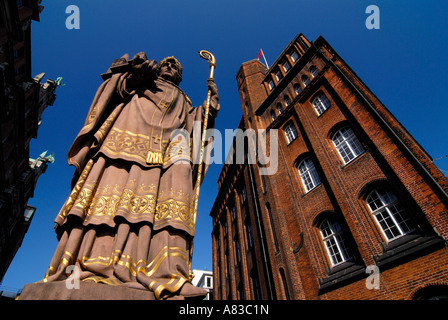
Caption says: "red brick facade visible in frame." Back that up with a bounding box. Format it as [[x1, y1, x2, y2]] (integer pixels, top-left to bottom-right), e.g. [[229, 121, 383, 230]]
[[210, 34, 448, 300]]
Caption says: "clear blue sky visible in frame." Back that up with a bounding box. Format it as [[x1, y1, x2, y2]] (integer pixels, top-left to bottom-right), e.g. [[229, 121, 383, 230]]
[[2, 0, 448, 291]]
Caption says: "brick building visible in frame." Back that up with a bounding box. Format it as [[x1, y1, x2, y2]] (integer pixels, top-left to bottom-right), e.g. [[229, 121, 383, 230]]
[[0, 0, 58, 281], [209, 34, 448, 300]]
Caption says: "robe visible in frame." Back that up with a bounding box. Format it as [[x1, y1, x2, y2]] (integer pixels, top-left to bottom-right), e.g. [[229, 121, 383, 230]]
[[41, 61, 219, 300]]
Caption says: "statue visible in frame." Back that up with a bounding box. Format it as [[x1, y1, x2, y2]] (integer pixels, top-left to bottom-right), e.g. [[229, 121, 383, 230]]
[[35, 52, 219, 300]]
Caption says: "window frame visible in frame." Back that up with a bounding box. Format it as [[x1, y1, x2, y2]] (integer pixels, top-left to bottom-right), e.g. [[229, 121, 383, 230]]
[[283, 121, 299, 144], [275, 70, 283, 82], [312, 92, 331, 116], [302, 75, 310, 87], [276, 103, 284, 114], [310, 66, 319, 77], [291, 51, 299, 62], [318, 218, 353, 267], [366, 188, 417, 242], [294, 83, 302, 95], [297, 157, 321, 192], [332, 126, 365, 164]]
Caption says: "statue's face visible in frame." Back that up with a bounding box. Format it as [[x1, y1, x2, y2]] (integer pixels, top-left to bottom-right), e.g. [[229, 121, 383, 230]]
[[159, 60, 182, 85]]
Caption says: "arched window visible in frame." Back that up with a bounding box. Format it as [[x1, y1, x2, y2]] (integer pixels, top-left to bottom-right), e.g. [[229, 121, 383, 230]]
[[366, 188, 417, 241], [310, 66, 319, 77], [318, 218, 353, 266], [284, 95, 291, 106], [297, 158, 321, 192], [294, 83, 302, 95], [312, 92, 331, 115], [276, 103, 284, 114], [302, 75, 310, 87], [270, 110, 277, 120], [283, 121, 299, 144], [413, 285, 448, 300], [332, 126, 365, 164]]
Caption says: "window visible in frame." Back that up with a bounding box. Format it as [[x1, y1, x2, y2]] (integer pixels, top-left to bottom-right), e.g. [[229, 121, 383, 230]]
[[268, 79, 275, 90], [283, 61, 291, 72], [275, 71, 283, 82], [291, 51, 299, 62], [310, 66, 319, 77], [246, 219, 254, 248], [270, 110, 276, 120], [332, 127, 365, 164], [205, 276, 212, 288], [276, 103, 284, 114], [297, 158, 321, 192], [284, 95, 291, 106], [235, 237, 241, 262], [302, 75, 310, 87], [319, 218, 352, 266], [283, 121, 298, 144], [294, 83, 302, 95], [312, 92, 331, 115], [366, 189, 417, 241]]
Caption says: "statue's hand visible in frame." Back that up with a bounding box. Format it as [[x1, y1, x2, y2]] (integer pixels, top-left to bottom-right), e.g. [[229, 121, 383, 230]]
[[207, 79, 219, 115], [127, 52, 158, 89], [207, 78, 219, 100]]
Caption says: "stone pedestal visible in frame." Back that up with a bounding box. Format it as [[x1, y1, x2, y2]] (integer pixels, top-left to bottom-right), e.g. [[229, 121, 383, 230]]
[[19, 281, 156, 300]]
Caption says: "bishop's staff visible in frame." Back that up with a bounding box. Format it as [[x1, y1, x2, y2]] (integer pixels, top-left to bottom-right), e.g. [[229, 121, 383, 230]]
[[189, 50, 216, 273]]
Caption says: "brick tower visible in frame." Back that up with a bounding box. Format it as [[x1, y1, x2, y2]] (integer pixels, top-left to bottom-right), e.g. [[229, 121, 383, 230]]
[[209, 34, 448, 300]]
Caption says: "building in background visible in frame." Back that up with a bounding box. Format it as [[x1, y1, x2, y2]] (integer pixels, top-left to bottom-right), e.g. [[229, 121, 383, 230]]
[[210, 34, 448, 300], [0, 0, 58, 282], [192, 269, 213, 300]]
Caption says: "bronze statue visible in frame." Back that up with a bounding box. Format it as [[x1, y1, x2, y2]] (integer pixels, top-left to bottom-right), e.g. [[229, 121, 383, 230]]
[[40, 52, 219, 300]]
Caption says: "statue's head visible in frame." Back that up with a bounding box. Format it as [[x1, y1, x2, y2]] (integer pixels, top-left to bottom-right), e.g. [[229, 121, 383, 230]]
[[159, 56, 182, 85]]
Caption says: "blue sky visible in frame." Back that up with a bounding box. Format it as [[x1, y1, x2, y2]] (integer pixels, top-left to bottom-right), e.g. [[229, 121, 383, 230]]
[[2, 0, 448, 291]]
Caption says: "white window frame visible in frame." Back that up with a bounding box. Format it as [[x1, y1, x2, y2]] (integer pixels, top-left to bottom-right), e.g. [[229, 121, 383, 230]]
[[366, 189, 416, 241], [283, 121, 298, 144], [319, 219, 352, 266], [284, 95, 291, 106], [283, 61, 291, 72], [332, 127, 365, 164], [297, 158, 321, 192], [268, 79, 275, 90], [310, 66, 319, 77], [312, 92, 331, 115]]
